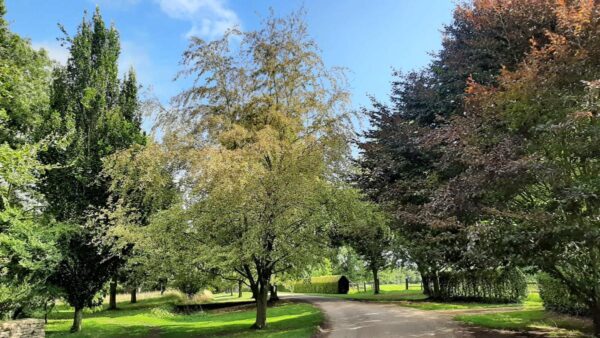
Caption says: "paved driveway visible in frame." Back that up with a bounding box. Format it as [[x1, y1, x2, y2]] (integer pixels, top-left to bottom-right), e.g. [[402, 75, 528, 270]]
[[282, 295, 526, 338]]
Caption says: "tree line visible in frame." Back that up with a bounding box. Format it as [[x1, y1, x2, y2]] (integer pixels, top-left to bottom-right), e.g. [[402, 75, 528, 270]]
[[356, 0, 600, 336]]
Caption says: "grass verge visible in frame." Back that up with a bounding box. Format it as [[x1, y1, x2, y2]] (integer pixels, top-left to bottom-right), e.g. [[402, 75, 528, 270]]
[[454, 293, 593, 337], [455, 310, 593, 337], [292, 284, 528, 311]]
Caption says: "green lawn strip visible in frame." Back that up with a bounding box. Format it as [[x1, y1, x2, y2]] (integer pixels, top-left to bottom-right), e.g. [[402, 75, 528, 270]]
[[290, 287, 428, 302], [292, 290, 543, 312], [397, 301, 521, 311], [208, 292, 255, 303], [454, 309, 593, 337], [394, 291, 543, 311], [45, 295, 323, 338]]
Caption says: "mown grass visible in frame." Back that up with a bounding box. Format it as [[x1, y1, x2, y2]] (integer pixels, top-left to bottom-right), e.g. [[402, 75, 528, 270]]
[[44, 292, 323, 338], [294, 284, 529, 311], [293, 283, 428, 302], [454, 293, 593, 337]]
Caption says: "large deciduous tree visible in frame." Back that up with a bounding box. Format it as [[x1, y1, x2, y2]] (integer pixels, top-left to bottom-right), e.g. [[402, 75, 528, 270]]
[[158, 11, 354, 329], [453, 1, 600, 334], [355, 0, 561, 299]]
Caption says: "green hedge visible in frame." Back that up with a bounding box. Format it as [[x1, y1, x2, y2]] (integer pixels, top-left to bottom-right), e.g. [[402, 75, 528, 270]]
[[426, 268, 527, 303], [291, 275, 346, 294], [538, 273, 589, 316]]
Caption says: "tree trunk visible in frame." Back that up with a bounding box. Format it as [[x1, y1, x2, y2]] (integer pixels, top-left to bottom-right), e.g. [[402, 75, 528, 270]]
[[238, 280, 243, 298], [11, 306, 23, 320], [269, 284, 279, 302], [109, 276, 117, 310], [432, 272, 441, 299], [252, 282, 269, 329], [592, 302, 600, 338], [130, 288, 137, 304], [372, 267, 380, 295], [71, 306, 83, 333], [421, 273, 431, 296], [159, 278, 166, 295]]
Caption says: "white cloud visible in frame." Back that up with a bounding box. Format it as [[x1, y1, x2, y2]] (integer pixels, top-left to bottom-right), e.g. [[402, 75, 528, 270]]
[[32, 41, 70, 65], [155, 0, 240, 39]]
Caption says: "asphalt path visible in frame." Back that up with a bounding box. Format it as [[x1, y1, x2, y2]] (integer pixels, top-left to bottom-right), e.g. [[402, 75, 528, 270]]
[[282, 294, 526, 338]]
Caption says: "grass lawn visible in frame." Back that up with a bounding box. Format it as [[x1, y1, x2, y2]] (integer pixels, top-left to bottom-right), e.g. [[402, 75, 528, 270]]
[[295, 283, 428, 302], [454, 293, 593, 337], [44, 292, 323, 338], [293, 284, 527, 311]]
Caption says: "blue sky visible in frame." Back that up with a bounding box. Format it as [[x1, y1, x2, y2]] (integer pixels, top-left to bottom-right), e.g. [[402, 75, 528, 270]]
[[5, 0, 454, 133]]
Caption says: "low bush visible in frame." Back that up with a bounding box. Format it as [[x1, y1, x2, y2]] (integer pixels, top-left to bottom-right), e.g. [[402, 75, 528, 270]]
[[426, 268, 527, 303], [291, 275, 347, 294], [538, 273, 589, 316], [172, 289, 214, 305]]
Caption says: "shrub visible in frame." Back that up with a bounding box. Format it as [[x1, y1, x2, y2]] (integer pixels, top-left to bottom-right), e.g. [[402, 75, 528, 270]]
[[171, 273, 205, 299], [291, 275, 348, 294], [425, 268, 527, 303], [538, 273, 589, 316], [172, 289, 213, 305]]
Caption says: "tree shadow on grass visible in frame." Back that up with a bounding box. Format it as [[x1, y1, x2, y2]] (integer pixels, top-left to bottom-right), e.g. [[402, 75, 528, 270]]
[[46, 302, 322, 338], [48, 295, 180, 320]]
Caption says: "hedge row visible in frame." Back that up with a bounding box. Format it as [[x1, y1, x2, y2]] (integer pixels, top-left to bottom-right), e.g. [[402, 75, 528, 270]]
[[425, 268, 527, 303], [290, 275, 344, 294], [538, 273, 589, 316]]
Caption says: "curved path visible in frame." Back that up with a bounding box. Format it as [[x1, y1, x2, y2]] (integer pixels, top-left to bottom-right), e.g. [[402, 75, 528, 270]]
[[282, 295, 522, 338]]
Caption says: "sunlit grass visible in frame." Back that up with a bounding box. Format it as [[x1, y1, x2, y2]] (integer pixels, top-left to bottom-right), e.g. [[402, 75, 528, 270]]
[[293, 283, 536, 310], [455, 310, 592, 337], [45, 292, 323, 337], [290, 283, 428, 302], [454, 293, 592, 337]]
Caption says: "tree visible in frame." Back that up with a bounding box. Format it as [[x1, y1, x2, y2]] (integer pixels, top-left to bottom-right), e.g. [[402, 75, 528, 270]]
[[432, 0, 557, 117], [159, 10, 354, 329], [453, 1, 600, 334], [354, 0, 563, 300], [40, 8, 144, 332], [331, 188, 396, 295], [347, 212, 395, 295], [0, 0, 63, 319], [102, 139, 179, 309]]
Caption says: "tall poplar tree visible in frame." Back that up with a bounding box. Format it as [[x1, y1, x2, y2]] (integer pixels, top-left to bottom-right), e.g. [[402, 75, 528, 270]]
[[40, 8, 144, 332]]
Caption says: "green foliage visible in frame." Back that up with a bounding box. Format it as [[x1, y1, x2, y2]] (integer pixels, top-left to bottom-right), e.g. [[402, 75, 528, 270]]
[[159, 10, 357, 329], [0, 1, 52, 147], [538, 274, 589, 316], [35, 7, 145, 332], [291, 275, 347, 294], [330, 188, 397, 293], [0, 2, 64, 319], [171, 269, 209, 299], [425, 269, 528, 303]]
